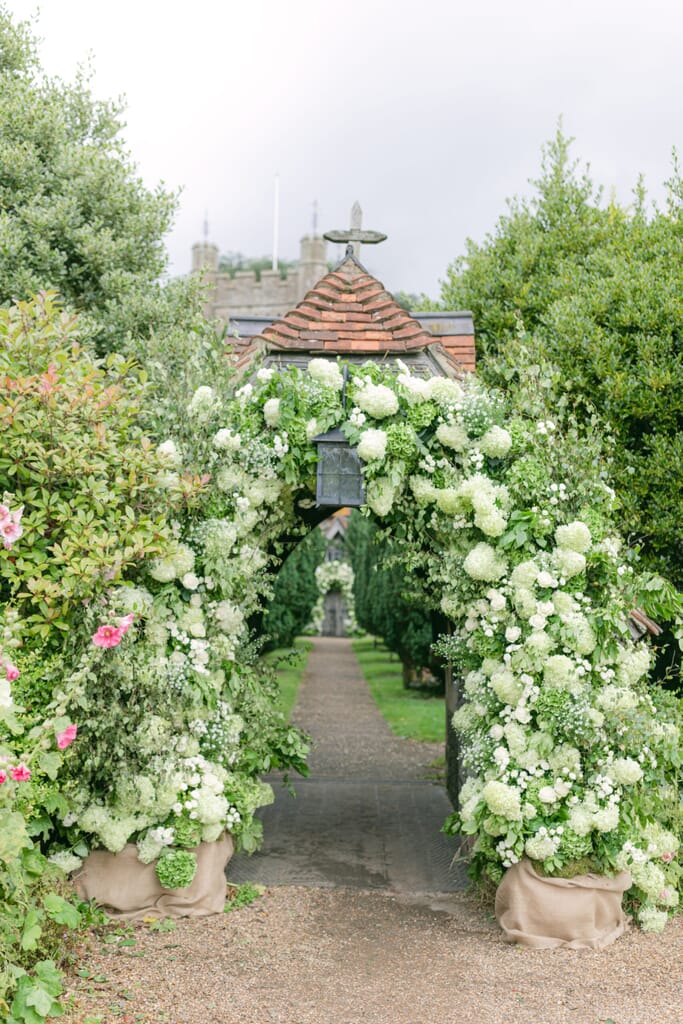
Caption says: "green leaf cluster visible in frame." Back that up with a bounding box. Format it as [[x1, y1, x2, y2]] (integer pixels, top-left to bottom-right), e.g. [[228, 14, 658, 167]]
[[439, 127, 683, 593], [0, 294, 171, 642]]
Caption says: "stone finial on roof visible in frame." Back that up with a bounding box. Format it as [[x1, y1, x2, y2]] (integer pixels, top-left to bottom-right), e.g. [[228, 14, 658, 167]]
[[324, 202, 387, 259]]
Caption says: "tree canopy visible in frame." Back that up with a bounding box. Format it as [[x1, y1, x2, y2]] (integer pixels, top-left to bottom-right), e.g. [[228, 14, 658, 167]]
[[0, 6, 176, 347], [438, 129, 683, 589]]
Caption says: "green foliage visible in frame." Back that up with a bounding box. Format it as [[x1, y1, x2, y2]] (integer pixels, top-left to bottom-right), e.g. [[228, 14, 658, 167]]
[[223, 881, 264, 912], [439, 127, 683, 593], [263, 639, 313, 720], [262, 529, 326, 650], [0, 294, 171, 644], [155, 849, 197, 890], [352, 637, 445, 743], [346, 511, 435, 684], [0, 6, 175, 349]]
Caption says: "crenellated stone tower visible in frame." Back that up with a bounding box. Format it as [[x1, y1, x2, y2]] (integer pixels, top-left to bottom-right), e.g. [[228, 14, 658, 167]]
[[191, 233, 329, 322]]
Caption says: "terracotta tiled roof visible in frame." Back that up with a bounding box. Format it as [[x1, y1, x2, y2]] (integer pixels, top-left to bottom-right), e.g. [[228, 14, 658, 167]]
[[256, 253, 435, 354], [226, 254, 476, 375]]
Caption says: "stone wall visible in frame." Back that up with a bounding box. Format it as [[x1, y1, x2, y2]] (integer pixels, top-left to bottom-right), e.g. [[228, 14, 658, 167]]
[[191, 235, 328, 322]]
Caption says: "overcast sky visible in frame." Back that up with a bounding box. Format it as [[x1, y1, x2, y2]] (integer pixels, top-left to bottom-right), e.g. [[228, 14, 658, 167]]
[[7, 0, 683, 299]]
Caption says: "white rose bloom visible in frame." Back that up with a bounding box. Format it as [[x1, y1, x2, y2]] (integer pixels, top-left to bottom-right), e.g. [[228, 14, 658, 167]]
[[490, 724, 505, 741], [505, 626, 522, 643], [182, 572, 200, 591], [553, 779, 572, 798], [536, 571, 558, 589], [538, 786, 558, 804]]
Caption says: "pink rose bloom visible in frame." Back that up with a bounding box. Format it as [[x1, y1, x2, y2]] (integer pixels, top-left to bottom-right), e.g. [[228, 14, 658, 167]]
[[92, 624, 123, 648], [0, 770, 7, 784], [118, 613, 135, 635], [10, 764, 31, 782], [662, 852, 675, 863], [57, 724, 78, 750], [5, 663, 20, 682], [0, 504, 9, 522]]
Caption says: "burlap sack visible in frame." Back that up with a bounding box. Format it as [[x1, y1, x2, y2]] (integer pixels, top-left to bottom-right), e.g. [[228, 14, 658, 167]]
[[495, 857, 632, 949], [73, 833, 234, 920]]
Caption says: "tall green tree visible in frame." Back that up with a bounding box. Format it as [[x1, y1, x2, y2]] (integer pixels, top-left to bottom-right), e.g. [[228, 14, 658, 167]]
[[0, 6, 176, 348], [346, 511, 437, 686], [262, 528, 326, 650], [439, 129, 683, 589]]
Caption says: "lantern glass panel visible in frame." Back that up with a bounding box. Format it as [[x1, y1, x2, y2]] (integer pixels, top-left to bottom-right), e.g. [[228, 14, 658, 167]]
[[316, 444, 364, 507]]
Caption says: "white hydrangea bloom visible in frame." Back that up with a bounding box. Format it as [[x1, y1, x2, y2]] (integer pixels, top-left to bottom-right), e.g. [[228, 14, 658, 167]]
[[365, 477, 396, 517], [478, 425, 512, 458], [213, 429, 242, 451], [436, 422, 468, 451], [263, 398, 281, 426], [611, 758, 644, 785], [398, 373, 431, 403], [525, 833, 560, 861], [308, 358, 344, 390], [482, 780, 522, 821], [554, 521, 592, 553], [355, 382, 399, 419], [157, 439, 182, 467], [187, 385, 217, 419], [463, 542, 507, 581], [409, 476, 439, 504], [426, 377, 463, 406], [552, 547, 587, 579], [510, 560, 540, 588], [357, 428, 388, 462]]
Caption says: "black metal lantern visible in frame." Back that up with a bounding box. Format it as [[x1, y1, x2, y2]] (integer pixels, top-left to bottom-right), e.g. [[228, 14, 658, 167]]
[[312, 427, 365, 508]]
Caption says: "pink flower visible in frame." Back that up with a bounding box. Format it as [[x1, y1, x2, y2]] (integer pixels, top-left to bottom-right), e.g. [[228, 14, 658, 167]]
[[662, 852, 675, 863], [10, 764, 31, 782], [1, 517, 23, 550], [118, 613, 135, 635], [92, 624, 123, 648], [5, 664, 20, 682], [0, 770, 7, 784], [57, 724, 78, 750]]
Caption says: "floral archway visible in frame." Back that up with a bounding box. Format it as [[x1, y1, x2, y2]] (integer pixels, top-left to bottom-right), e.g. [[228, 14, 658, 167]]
[[3, 342, 681, 938]]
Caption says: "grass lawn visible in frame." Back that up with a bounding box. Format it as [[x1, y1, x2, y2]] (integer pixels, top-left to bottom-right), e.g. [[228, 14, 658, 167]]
[[263, 637, 312, 720], [351, 636, 445, 743]]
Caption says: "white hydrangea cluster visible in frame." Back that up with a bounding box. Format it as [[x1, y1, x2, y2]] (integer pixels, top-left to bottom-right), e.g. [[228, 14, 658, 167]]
[[308, 358, 344, 390], [263, 397, 281, 426], [354, 381, 399, 419], [463, 542, 508, 581], [187, 385, 218, 420], [365, 477, 397, 517], [148, 542, 196, 584], [357, 428, 388, 462]]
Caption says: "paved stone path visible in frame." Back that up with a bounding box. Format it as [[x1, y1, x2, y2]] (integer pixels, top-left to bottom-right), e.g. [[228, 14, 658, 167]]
[[230, 637, 467, 892]]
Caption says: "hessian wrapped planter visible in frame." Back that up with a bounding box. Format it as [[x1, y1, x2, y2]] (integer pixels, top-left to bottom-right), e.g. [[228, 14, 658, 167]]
[[73, 833, 234, 920], [495, 857, 632, 949]]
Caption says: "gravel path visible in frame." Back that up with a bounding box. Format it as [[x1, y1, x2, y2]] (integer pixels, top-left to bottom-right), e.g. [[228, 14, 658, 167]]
[[61, 638, 683, 1024]]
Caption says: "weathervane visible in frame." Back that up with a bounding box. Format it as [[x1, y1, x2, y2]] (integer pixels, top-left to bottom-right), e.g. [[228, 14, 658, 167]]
[[324, 201, 387, 259]]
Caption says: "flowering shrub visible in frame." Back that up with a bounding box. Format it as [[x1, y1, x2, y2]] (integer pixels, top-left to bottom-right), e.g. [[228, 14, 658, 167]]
[[311, 561, 358, 635]]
